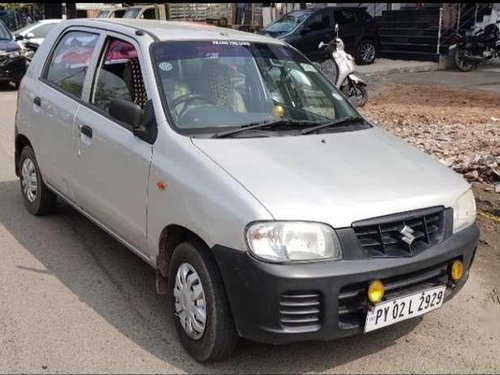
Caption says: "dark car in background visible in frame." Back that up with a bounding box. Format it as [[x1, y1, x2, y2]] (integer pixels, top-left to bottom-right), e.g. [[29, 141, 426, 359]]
[[261, 7, 380, 65], [0, 19, 26, 88]]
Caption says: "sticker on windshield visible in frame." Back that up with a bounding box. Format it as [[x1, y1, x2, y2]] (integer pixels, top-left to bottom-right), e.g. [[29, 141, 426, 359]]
[[212, 40, 250, 46], [158, 62, 173, 72], [301, 63, 317, 72]]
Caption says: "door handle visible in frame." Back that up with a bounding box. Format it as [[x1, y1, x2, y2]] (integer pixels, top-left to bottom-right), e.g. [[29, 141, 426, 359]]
[[80, 124, 93, 138], [33, 96, 41, 106]]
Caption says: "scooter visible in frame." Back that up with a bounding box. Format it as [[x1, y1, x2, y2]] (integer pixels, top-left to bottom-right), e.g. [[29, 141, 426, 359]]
[[319, 24, 368, 107]]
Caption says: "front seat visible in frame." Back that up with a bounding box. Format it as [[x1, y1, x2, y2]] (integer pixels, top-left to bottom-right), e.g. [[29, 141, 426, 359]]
[[203, 61, 246, 112], [123, 57, 148, 108]]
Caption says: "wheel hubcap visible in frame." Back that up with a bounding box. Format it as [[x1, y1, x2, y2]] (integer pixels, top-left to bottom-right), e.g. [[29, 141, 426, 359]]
[[361, 43, 375, 62], [173, 263, 207, 340], [21, 158, 37, 203]]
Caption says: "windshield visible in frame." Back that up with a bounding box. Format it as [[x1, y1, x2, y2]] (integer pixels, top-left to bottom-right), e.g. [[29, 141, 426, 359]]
[[152, 41, 359, 135], [123, 8, 141, 19], [96, 10, 110, 18], [0, 20, 11, 39], [15, 22, 36, 34], [264, 11, 311, 33]]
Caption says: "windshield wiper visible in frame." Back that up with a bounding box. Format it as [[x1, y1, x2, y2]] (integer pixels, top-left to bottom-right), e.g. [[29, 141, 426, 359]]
[[211, 119, 319, 138], [300, 116, 365, 135]]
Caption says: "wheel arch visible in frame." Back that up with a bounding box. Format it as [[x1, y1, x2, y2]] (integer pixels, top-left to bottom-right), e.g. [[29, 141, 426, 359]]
[[156, 224, 213, 294], [15, 133, 33, 177]]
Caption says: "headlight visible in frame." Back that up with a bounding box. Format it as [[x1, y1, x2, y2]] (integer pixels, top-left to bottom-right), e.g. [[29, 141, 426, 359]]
[[246, 221, 342, 263], [452, 188, 476, 233]]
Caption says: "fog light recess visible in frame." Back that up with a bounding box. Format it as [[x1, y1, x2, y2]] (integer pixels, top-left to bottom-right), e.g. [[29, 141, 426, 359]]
[[450, 260, 465, 282], [368, 279, 385, 304]]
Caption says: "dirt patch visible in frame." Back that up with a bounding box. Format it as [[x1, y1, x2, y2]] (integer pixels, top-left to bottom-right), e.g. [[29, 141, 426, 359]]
[[360, 84, 500, 189]]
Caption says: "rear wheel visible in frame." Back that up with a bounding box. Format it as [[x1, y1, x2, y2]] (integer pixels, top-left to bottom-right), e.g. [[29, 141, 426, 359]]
[[356, 40, 377, 65], [19, 146, 57, 215], [168, 240, 238, 362], [453, 47, 478, 72]]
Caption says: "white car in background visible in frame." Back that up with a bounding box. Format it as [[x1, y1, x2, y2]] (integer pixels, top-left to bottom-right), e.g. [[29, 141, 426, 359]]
[[14, 19, 62, 49]]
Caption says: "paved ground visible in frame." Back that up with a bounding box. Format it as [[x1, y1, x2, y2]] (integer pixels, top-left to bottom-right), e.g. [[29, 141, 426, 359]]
[[369, 60, 500, 95], [0, 76, 499, 373]]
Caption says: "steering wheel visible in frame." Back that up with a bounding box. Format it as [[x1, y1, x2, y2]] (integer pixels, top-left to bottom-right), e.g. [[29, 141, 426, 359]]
[[172, 93, 215, 119]]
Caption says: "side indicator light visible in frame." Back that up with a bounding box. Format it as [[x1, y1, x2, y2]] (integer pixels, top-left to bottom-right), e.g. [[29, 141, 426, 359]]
[[157, 180, 167, 191]]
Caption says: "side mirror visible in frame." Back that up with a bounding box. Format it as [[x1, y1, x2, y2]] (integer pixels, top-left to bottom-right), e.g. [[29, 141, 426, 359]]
[[25, 32, 35, 39], [15, 33, 23, 41], [109, 99, 157, 144], [334, 23, 339, 38], [109, 98, 142, 129], [318, 41, 327, 49], [300, 26, 312, 35]]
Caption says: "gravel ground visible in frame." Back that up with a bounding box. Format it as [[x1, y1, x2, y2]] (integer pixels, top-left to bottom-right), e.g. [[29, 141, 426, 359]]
[[359, 84, 500, 189]]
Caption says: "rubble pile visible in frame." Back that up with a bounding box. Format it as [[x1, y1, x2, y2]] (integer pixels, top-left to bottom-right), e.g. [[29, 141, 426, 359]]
[[359, 84, 500, 189]]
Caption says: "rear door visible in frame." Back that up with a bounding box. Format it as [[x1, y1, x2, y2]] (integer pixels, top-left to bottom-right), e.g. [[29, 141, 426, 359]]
[[74, 33, 152, 252], [295, 9, 334, 60], [29, 29, 101, 202]]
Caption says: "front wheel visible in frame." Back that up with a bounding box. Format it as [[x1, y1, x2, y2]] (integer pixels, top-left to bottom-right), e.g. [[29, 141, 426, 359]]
[[453, 47, 478, 72], [342, 82, 368, 108], [168, 240, 238, 362]]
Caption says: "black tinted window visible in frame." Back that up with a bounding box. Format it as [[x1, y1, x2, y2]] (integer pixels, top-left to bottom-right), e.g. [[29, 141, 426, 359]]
[[334, 10, 356, 25], [45, 31, 99, 98], [305, 12, 330, 31]]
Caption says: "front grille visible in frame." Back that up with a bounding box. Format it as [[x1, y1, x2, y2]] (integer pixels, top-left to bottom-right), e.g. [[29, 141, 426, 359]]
[[338, 261, 450, 329], [353, 207, 445, 258], [279, 291, 321, 331]]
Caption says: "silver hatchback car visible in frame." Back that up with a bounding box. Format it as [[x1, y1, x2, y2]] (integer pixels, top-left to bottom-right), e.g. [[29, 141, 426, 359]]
[[15, 19, 479, 361]]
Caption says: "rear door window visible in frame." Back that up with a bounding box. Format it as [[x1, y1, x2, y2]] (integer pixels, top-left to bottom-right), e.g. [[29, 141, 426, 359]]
[[44, 31, 99, 99]]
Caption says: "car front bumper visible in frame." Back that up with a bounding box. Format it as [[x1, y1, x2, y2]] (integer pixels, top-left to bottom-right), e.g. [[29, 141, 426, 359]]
[[213, 223, 479, 344], [0, 55, 26, 82]]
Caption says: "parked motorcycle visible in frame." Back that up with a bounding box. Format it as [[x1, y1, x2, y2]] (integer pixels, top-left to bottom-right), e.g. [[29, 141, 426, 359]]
[[449, 19, 500, 72], [319, 24, 368, 107]]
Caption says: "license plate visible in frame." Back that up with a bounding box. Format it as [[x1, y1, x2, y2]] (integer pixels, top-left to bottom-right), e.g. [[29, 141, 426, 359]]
[[364, 285, 446, 333]]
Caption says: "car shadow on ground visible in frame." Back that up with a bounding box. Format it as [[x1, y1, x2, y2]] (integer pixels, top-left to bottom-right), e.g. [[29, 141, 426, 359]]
[[0, 179, 422, 373]]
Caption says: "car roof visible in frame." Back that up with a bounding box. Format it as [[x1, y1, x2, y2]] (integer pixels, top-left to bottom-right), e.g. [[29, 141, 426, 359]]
[[61, 18, 284, 44]]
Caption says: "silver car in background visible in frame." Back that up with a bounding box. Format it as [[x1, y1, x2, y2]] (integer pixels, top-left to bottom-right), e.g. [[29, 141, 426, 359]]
[[15, 19, 479, 361]]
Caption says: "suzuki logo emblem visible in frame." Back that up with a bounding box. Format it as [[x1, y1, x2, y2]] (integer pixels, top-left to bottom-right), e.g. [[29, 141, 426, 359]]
[[399, 225, 416, 245]]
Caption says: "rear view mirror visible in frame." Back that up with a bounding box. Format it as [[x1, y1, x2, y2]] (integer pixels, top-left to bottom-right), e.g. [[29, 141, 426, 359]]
[[109, 98, 142, 129]]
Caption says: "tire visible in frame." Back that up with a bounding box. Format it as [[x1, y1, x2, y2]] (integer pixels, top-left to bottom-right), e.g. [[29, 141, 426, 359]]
[[356, 39, 376, 65], [453, 47, 478, 72], [19, 146, 57, 216], [342, 82, 368, 108], [320, 59, 339, 86], [168, 240, 238, 362]]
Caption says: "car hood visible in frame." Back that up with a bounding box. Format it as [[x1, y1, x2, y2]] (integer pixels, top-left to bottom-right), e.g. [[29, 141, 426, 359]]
[[0, 39, 20, 52], [192, 127, 469, 227]]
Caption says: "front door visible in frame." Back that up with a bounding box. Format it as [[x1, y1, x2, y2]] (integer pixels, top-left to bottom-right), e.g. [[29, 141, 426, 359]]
[[74, 34, 152, 252], [295, 9, 334, 60]]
